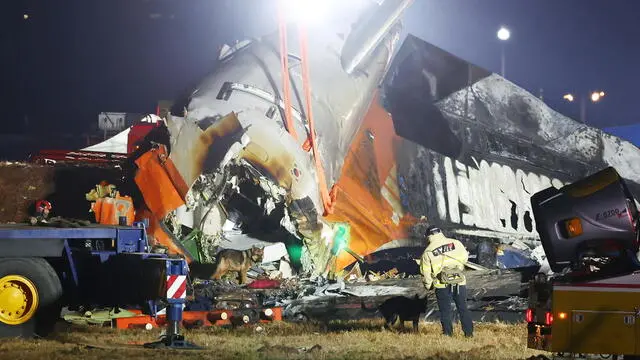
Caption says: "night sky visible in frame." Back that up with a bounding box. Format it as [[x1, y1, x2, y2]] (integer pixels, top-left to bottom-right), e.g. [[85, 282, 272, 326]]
[[2, 0, 639, 140]]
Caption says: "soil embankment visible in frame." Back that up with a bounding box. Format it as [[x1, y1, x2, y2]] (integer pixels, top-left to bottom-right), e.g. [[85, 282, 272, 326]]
[[0, 162, 121, 223]]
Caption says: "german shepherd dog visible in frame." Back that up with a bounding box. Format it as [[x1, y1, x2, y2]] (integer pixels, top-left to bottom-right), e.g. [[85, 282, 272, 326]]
[[211, 246, 264, 284], [378, 295, 427, 332]]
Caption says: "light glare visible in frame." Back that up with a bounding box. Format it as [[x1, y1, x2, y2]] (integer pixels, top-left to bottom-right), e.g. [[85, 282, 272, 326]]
[[280, 0, 329, 25], [563, 94, 574, 102], [591, 91, 605, 102], [497, 27, 510, 41]]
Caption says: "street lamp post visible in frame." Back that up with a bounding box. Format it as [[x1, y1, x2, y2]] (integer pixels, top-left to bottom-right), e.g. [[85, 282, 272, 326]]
[[563, 91, 605, 123], [497, 26, 510, 77]]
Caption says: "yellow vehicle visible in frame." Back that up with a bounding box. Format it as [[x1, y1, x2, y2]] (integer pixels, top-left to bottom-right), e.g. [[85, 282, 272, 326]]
[[527, 167, 640, 359]]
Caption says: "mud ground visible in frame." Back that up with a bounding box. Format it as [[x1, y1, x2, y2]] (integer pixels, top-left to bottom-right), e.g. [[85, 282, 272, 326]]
[[0, 320, 550, 360]]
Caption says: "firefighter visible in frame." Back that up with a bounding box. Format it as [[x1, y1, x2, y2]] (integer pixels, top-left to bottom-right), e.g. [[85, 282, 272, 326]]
[[419, 226, 473, 337], [30, 200, 52, 225]]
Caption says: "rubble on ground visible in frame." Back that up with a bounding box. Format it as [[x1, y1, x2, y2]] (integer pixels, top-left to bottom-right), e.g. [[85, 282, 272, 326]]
[[59, 242, 532, 327], [280, 268, 526, 322], [183, 248, 530, 325], [179, 222, 541, 324]]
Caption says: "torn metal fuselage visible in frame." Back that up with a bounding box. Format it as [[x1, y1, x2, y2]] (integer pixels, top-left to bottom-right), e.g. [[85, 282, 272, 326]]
[[162, 0, 412, 274]]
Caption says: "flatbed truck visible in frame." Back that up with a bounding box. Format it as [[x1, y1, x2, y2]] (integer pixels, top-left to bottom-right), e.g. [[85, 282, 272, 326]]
[[0, 221, 189, 346]]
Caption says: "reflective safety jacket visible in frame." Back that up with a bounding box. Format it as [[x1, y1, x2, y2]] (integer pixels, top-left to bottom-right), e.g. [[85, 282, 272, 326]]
[[419, 232, 469, 289]]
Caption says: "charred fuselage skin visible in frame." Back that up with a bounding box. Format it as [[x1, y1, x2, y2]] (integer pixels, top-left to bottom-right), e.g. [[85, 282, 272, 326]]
[[329, 36, 640, 269], [162, 0, 412, 272]]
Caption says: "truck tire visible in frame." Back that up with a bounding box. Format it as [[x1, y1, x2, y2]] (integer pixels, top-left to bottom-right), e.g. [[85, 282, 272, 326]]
[[0, 258, 63, 338]]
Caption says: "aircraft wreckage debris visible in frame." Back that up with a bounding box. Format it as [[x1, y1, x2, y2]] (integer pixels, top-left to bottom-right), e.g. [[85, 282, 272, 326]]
[[186, 266, 528, 324]]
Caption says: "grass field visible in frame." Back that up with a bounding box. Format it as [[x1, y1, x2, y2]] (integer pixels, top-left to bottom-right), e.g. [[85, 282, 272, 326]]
[[0, 320, 551, 360]]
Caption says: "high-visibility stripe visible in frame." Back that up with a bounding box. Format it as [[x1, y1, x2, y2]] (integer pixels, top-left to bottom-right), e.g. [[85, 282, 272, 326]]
[[573, 283, 640, 288], [166, 275, 187, 299], [555, 285, 640, 293], [166, 275, 177, 289]]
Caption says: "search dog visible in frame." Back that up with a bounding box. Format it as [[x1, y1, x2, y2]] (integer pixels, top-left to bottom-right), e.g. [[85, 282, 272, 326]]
[[211, 246, 264, 284], [378, 295, 427, 332]]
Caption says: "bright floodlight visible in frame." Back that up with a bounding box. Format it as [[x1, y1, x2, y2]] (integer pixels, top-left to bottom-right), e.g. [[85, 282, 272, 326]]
[[23, 14, 29, 20], [563, 94, 575, 102], [497, 27, 510, 41], [591, 91, 605, 102], [280, 0, 329, 25]]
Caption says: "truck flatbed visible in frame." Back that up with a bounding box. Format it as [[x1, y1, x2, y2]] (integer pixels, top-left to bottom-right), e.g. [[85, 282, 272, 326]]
[[0, 224, 144, 239], [0, 223, 149, 257], [0, 221, 186, 340]]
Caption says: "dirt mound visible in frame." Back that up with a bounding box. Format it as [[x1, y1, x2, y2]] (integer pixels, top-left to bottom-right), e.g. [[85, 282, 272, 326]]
[[0, 162, 121, 223]]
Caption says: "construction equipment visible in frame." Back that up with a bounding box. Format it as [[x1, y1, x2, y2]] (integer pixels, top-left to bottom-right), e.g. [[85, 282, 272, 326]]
[[526, 166, 640, 358], [144, 258, 200, 349], [0, 221, 196, 348]]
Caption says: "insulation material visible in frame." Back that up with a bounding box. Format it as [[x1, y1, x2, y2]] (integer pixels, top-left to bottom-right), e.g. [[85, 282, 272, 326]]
[[262, 242, 290, 263], [278, 258, 294, 279]]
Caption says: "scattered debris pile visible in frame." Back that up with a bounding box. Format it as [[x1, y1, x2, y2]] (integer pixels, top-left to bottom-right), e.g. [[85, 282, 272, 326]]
[[281, 268, 527, 324], [189, 277, 302, 310], [183, 248, 530, 325]]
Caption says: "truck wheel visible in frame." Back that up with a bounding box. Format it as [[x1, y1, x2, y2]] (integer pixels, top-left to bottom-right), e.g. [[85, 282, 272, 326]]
[[0, 258, 63, 338]]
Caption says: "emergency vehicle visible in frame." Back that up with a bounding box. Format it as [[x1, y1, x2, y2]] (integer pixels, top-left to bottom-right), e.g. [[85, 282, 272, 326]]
[[527, 167, 640, 358]]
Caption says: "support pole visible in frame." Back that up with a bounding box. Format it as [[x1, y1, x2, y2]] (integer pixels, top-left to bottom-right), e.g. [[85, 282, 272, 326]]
[[500, 42, 506, 78], [144, 259, 201, 350]]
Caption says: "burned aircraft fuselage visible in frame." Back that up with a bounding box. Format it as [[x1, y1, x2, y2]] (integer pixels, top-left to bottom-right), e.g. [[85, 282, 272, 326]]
[[161, 0, 412, 269], [133, 3, 640, 273], [328, 35, 640, 269]]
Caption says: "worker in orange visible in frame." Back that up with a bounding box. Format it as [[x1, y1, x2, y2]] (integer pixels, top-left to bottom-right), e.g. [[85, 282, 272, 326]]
[[419, 226, 473, 338]]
